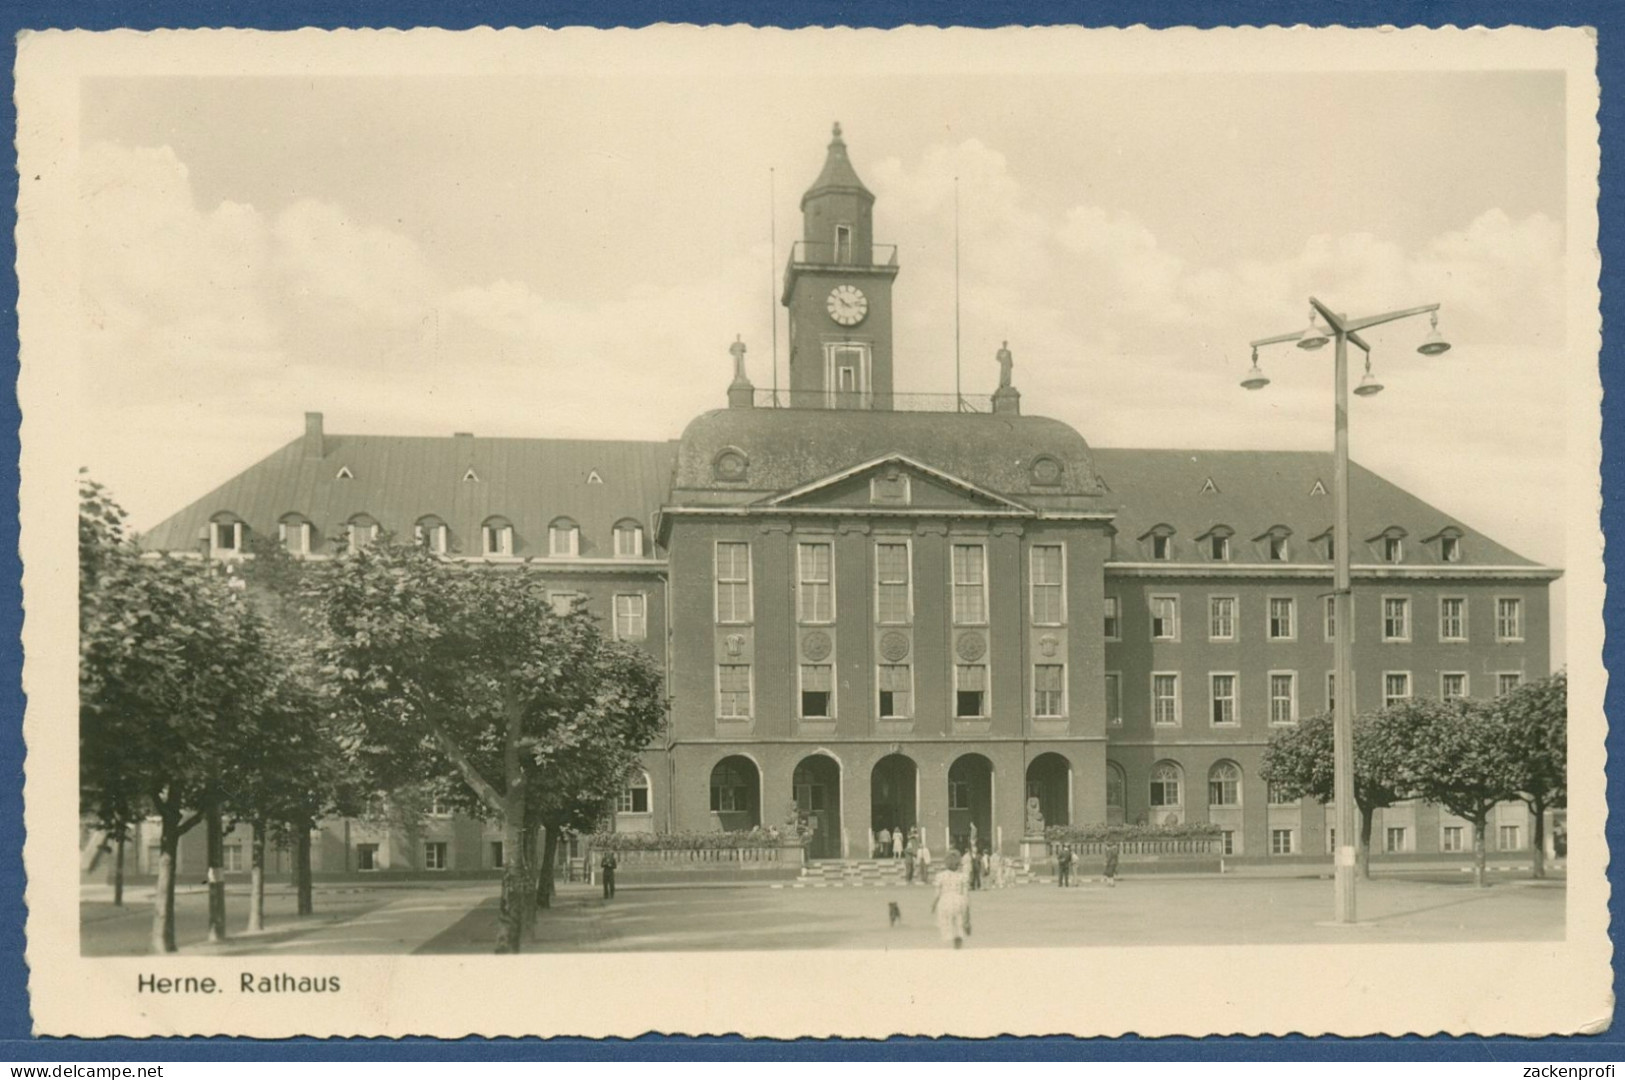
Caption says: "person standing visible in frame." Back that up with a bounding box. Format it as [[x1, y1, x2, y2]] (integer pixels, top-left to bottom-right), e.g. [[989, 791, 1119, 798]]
[[918, 840, 932, 884], [877, 827, 891, 860], [600, 850, 618, 900], [932, 851, 972, 949], [1104, 841, 1120, 887], [968, 843, 982, 891], [1056, 845, 1072, 888], [892, 825, 903, 859], [903, 834, 917, 884]]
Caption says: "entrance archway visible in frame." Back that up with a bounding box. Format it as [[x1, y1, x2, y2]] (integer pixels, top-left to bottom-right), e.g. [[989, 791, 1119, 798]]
[[1025, 752, 1071, 829], [948, 753, 994, 853], [870, 754, 918, 853], [793, 754, 842, 860], [708, 755, 761, 830]]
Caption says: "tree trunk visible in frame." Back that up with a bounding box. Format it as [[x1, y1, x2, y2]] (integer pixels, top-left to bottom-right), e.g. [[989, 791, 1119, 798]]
[[538, 826, 560, 911], [205, 804, 227, 943], [496, 799, 530, 953], [295, 823, 314, 916], [247, 819, 266, 933], [1529, 799, 1547, 880], [1472, 813, 1488, 887], [151, 815, 180, 954], [112, 831, 125, 908], [1357, 804, 1376, 880]]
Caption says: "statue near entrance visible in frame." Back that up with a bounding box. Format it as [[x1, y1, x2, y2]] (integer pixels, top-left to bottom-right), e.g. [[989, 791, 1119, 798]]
[[1025, 795, 1045, 837]]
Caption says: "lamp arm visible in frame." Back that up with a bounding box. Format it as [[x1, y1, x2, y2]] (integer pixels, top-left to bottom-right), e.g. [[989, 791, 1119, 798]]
[[1339, 303, 1441, 334], [1248, 329, 1310, 349]]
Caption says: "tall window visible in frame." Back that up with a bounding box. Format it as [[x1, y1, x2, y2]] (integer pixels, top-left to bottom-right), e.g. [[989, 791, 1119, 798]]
[[1149, 762, 1182, 807], [875, 542, 911, 624], [1496, 597, 1524, 641], [833, 223, 852, 263], [1034, 664, 1065, 718], [797, 542, 834, 623], [1441, 672, 1468, 700], [1150, 595, 1179, 641], [1442, 826, 1465, 852], [1270, 829, 1295, 855], [1104, 672, 1122, 725], [1030, 545, 1065, 625], [1208, 762, 1241, 808], [1441, 535, 1462, 562], [1210, 673, 1238, 726], [1497, 672, 1524, 696], [1498, 825, 1522, 851], [951, 544, 987, 624], [1267, 535, 1289, 561], [1209, 534, 1230, 561], [715, 542, 751, 623], [1268, 597, 1295, 640], [1440, 597, 1467, 641], [717, 664, 752, 718], [424, 842, 448, 871], [955, 664, 987, 718], [1151, 534, 1172, 560], [878, 664, 913, 719], [618, 770, 651, 814], [1385, 827, 1407, 853], [1106, 764, 1125, 814], [1382, 535, 1403, 562], [800, 664, 833, 718], [548, 518, 579, 557], [1209, 596, 1236, 641], [483, 519, 514, 557], [1324, 595, 1337, 641], [1383, 672, 1412, 708], [1103, 596, 1121, 640], [1270, 672, 1297, 724], [1152, 673, 1180, 726], [613, 594, 647, 641], [613, 521, 644, 558], [1383, 597, 1411, 641]]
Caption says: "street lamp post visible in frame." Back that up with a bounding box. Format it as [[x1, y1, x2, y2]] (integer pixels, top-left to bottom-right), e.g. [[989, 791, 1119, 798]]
[[1246, 297, 1450, 924]]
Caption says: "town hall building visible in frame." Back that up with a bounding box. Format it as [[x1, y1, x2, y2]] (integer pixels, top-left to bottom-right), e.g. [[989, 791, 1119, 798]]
[[131, 124, 1559, 873]]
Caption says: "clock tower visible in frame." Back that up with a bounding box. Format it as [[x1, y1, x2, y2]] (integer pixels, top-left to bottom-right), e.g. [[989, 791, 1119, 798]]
[[781, 123, 900, 409]]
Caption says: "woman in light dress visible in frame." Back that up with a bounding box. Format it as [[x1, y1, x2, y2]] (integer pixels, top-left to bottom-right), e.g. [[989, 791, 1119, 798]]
[[932, 850, 972, 948]]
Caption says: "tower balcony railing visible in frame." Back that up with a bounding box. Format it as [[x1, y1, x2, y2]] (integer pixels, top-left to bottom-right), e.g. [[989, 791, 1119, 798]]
[[786, 240, 899, 269], [752, 389, 992, 413]]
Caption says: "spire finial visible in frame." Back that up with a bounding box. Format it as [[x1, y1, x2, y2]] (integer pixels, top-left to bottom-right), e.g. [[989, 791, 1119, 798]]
[[831, 121, 844, 143]]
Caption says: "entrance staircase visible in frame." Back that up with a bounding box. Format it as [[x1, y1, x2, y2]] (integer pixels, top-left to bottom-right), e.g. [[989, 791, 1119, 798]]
[[788, 858, 1047, 888]]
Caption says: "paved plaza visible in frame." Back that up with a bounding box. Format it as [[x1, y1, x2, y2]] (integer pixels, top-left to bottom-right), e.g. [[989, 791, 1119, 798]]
[[82, 867, 1565, 956]]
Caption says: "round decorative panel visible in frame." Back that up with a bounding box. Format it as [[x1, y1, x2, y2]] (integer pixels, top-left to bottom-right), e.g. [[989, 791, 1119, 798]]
[[880, 630, 911, 662], [955, 631, 987, 662], [713, 450, 748, 482], [1031, 456, 1063, 485], [802, 631, 833, 661]]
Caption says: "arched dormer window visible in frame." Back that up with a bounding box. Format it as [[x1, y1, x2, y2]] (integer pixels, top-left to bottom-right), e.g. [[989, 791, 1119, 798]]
[[277, 513, 313, 557], [548, 517, 580, 558], [1255, 525, 1292, 562], [1199, 525, 1234, 562], [1312, 528, 1335, 561], [208, 512, 245, 558], [481, 516, 514, 557], [415, 515, 450, 555], [345, 513, 379, 553], [1426, 526, 1464, 563], [1142, 524, 1176, 562], [613, 519, 644, 559], [1370, 526, 1407, 564]]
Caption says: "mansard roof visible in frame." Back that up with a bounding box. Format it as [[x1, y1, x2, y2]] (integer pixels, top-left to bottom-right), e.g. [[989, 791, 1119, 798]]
[[1089, 448, 1546, 569]]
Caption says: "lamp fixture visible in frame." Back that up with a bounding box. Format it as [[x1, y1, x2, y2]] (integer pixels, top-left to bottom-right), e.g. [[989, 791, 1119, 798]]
[[1353, 351, 1384, 397], [1240, 348, 1270, 390], [1416, 311, 1451, 356], [1297, 309, 1330, 351]]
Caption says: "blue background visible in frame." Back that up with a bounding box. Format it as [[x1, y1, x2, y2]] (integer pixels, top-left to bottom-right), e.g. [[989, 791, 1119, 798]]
[[1, 0, 1616, 1060]]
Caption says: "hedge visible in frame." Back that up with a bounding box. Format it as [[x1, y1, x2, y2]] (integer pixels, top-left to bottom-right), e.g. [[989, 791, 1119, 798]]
[[1043, 822, 1224, 843], [588, 827, 803, 852]]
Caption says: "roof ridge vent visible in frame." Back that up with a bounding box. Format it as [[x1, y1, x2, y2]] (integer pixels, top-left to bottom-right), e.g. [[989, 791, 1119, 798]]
[[463, 468, 480, 483], [1309, 479, 1327, 496], [335, 465, 354, 481], [1200, 477, 1219, 494]]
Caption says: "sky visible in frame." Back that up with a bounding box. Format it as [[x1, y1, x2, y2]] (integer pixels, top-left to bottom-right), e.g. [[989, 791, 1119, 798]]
[[74, 60, 1575, 656]]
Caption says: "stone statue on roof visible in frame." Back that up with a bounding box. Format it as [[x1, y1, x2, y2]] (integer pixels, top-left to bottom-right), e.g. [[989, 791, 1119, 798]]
[[730, 336, 748, 386], [996, 341, 1014, 388]]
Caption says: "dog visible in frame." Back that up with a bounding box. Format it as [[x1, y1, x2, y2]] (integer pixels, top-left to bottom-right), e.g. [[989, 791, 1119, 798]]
[[887, 901, 902, 927]]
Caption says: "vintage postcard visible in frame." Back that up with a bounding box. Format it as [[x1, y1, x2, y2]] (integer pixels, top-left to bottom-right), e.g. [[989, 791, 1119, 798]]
[[18, 26, 1608, 1037]]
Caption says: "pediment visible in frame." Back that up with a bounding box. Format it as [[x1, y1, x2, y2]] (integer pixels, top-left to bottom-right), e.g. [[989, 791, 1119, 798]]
[[760, 454, 1031, 512]]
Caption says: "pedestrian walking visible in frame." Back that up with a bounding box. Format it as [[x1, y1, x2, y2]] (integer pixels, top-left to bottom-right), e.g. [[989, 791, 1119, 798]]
[[877, 827, 891, 859], [1104, 841, 1120, 887], [969, 843, 982, 890], [932, 851, 972, 949], [600, 850, 618, 900], [903, 835, 917, 884], [1056, 845, 1072, 887], [918, 841, 932, 884], [891, 825, 903, 859]]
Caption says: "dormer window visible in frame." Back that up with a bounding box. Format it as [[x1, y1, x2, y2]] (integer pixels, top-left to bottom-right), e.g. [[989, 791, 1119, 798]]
[[415, 516, 449, 555], [1269, 537, 1288, 561], [209, 514, 244, 557], [277, 514, 312, 556], [613, 520, 644, 559], [1144, 526, 1176, 561], [1313, 530, 1335, 561], [1441, 535, 1461, 562], [871, 469, 911, 505], [346, 514, 379, 553], [482, 517, 514, 557], [1202, 527, 1233, 562], [549, 517, 580, 558], [1256, 525, 1292, 562], [1372, 527, 1407, 564]]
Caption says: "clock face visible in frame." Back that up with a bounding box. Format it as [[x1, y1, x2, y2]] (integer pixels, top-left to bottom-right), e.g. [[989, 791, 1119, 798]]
[[826, 284, 869, 326]]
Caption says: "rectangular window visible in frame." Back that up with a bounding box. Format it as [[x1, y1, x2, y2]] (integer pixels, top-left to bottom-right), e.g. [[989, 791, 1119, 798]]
[[614, 525, 643, 558], [1498, 672, 1524, 696], [1385, 827, 1407, 854], [1210, 673, 1237, 726], [1270, 672, 1297, 724], [715, 542, 752, 624], [1324, 595, 1337, 641], [1220, 830, 1235, 856], [1209, 596, 1236, 641], [878, 664, 913, 719], [948, 780, 971, 811], [1384, 671, 1412, 708], [1441, 672, 1468, 700], [875, 542, 912, 624], [1383, 536, 1403, 562], [834, 223, 852, 263], [1326, 671, 1336, 713], [548, 525, 578, 557], [1268, 597, 1295, 640], [1440, 597, 1467, 642], [1152, 673, 1180, 726], [718, 664, 752, 718], [1103, 596, 1121, 640], [356, 843, 378, 871], [1271, 829, 1295, 856], [1102, 671, 1123, 726], [1442, 535, 1462, 562], [1150, 595, 1179, 641], [212, 520, 241, 554], [280, 520, 312, 556], [1268, 536, 1288, 561], [1383, 597, 1411, 641], [1210, 535, 1230, 561], [222, 843, 243, 872], [955, 664, 987, 718], [800, 663, 833, 718], [613, 594, 647, 641], [1152, 534, 1172, 560], [490, 841, 505, 868], [484, 525, 514, 556], [1030, 545, 1065, 625], [1496, 597, 1524, 641], [1034, 664, 1065, 718], [1498, 825, 1522, 850], [1441, 826, 1465, 853], [424, 842, 448, 871], [797, 542, 834, 624], [951, 544, 988, 624]]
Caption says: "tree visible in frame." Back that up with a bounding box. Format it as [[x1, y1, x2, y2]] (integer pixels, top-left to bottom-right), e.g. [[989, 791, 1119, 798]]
[[1492, 671, 1567, 879], [1406, 697, 1519, 887], [1261, 707, 1419, 878]]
